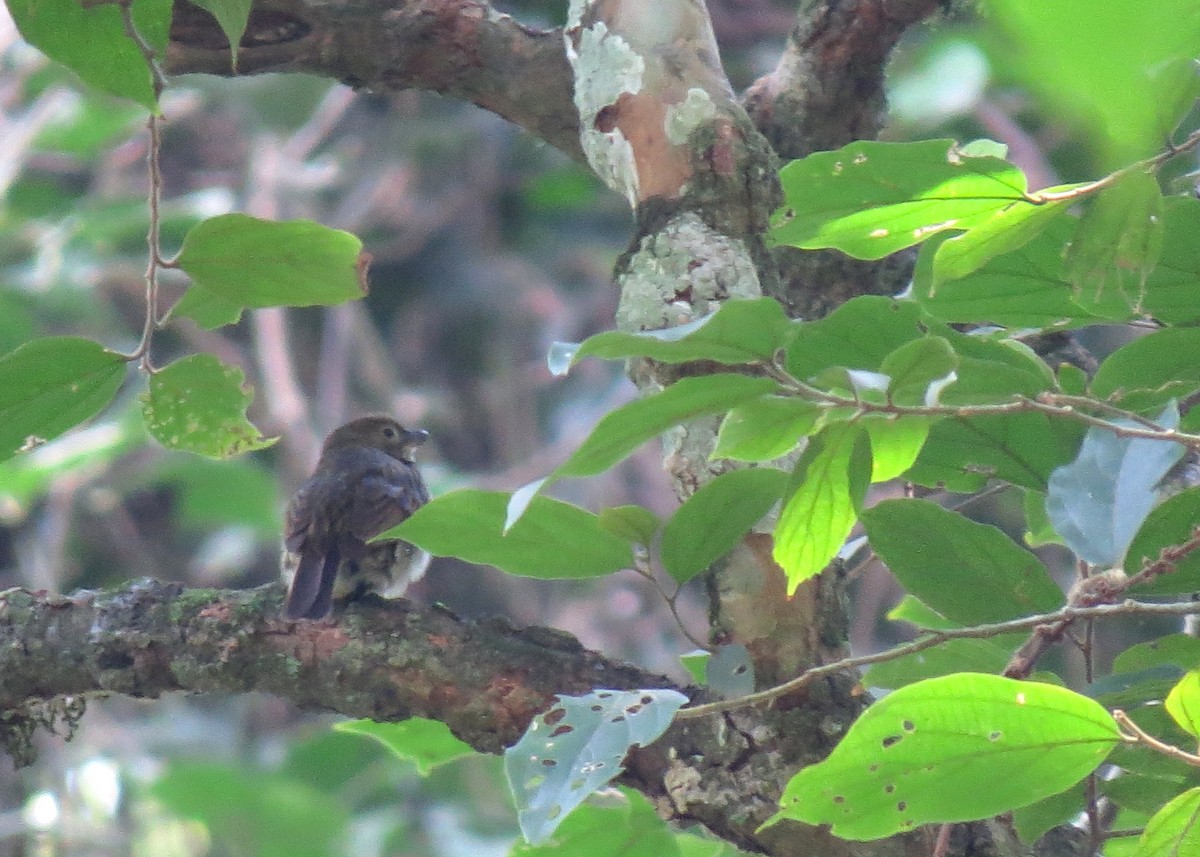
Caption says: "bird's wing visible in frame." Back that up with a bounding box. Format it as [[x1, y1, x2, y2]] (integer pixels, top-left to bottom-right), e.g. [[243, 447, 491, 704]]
[[283, 482, 317, 553], [344, 460, 429, 542]]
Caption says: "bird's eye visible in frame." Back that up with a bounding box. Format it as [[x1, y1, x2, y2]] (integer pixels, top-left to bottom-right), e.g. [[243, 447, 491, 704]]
[[382, 426, 397, 439]]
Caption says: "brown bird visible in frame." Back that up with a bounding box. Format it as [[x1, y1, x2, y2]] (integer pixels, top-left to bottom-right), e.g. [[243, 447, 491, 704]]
[[282, 416, 431, 620]]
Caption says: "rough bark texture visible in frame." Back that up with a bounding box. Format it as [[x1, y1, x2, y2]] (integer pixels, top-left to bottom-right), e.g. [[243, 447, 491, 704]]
[[0, 580, 912, 855]]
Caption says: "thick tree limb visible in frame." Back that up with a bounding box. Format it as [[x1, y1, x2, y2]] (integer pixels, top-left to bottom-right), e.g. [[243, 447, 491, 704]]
[[0, 578, 898, 855], [166, 0, 584, 160]]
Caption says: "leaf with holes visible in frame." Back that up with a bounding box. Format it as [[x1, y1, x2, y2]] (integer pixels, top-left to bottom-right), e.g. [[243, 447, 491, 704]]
[[142, 353, 275, 459], [505, 689, 688, 845], [766, 673, 1120, 840]]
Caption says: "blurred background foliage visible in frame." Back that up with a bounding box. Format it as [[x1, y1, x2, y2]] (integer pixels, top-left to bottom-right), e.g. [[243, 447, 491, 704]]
[[0, 0, 1191, 854]]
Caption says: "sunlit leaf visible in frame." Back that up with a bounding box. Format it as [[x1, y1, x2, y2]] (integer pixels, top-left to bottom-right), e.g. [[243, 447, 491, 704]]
[[1166, 671, 1200, 740], [1066, 170, 1164, 318], [988, 0, 1200, 166], [334, 718, 475, 776], [767, 674, 1119, 840], [773, 424, 870, 593], [712, 396, 821, 462], [1134, 788, 1200, 857], [772, 140, 1037, 260]]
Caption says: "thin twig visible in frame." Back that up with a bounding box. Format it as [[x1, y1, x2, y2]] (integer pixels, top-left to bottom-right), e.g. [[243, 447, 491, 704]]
[[678, 600, 1200, 719], [117, 0, 167, 100], [1114, 709, 1200, 766], [762, 359, 1200, 449]]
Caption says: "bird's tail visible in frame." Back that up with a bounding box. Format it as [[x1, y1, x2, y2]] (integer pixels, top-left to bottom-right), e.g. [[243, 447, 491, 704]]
[[284, 545, 341, 620]]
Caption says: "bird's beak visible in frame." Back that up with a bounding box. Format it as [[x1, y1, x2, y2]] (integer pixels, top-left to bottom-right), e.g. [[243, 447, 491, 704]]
[[407, 428, 430, 446]]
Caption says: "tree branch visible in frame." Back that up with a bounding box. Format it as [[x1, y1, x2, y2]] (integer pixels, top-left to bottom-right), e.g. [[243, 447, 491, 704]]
[[165, 0, 584, 160], [0, 578, 885, 855]]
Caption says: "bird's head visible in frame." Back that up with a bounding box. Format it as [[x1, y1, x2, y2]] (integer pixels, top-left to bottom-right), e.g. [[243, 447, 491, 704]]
[[322, 416, 429, 464]]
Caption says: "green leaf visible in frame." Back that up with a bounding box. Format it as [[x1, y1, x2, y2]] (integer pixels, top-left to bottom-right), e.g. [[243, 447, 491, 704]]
[[1023, 489, 1062, 548], [772, 140, 1042, 260], [786, 296, 924, 380], [1126, 488, 1200, 595], [1066, 171, 1164, 318], [931, 191, 1078, 287], [886, 594, 954, 631], [555, 375, 778, 480], [879, 337, 957, 405], [768, 674, 1120, 840], [679, 650, 710, 686], [0, 337, 127, 462], [9, 0, 171, 109], [930, 325, 1054, 405], [597, 505, 660, 546], [510, 788, 681, 857], [712, 396, 821, 462], [1092, 328, 1200, 412], [906, 412, 1084, 492], [190, 0, 252, 71], [150, 455, 280, 536], [863, 416, 932, 482], [150, 761, 348, 857], [1012, 782, 1088, 845], [660, 468, 788, 584], [1135, 788, 1200, 857], [1115, 635, 1200, 674], [172, 283, 244, 330], [1166, 671, 1200, 740], [988, 0, 1200, 166], [334, 717, 475, 776], [773, 424, 870, 593], [142, 354, 275, 459], [1143, 197, 1200, 324], [1103, 772, 1191, 816], [391, 489, 633, 579], [175, 214, 369, 322], [862, 499, 1064, 625], [915, 216, 1105, 329], [554, 298, 797, 373]]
